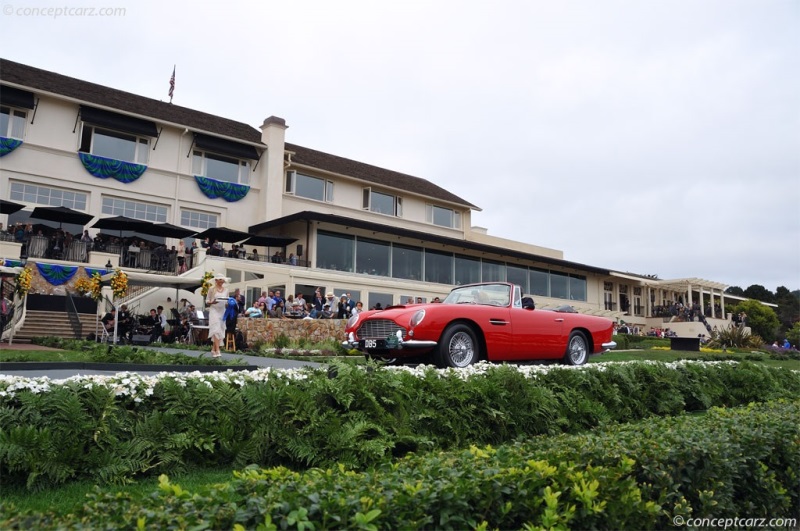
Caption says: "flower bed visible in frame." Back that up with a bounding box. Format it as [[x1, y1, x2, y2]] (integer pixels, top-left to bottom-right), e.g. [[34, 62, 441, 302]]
[[1, 361, 798, 490]]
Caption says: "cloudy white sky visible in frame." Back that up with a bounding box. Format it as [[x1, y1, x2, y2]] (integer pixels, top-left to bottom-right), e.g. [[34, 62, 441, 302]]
[[3, 0, 799, 291]]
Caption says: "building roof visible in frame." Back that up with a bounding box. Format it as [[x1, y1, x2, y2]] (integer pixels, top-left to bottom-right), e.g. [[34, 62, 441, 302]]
[[285, 143, 478, 210], [2, 58, 477, 209], [0, 58, 264, 145], [249, 210, 612, 276]]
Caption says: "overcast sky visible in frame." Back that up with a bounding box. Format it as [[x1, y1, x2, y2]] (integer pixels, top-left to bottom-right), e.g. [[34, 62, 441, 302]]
[[3, 0, 798, 291]]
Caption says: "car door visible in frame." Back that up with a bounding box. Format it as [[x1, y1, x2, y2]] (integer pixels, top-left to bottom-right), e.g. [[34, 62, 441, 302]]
[[510, 307, 565, 359]]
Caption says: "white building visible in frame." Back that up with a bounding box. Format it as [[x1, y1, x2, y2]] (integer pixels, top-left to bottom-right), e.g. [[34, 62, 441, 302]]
[[1, 58, 732, 336]]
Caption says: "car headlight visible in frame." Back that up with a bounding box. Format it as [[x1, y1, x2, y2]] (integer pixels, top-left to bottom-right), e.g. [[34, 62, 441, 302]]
[[409, 309, 425, 328], [346, 313, 359, 329]]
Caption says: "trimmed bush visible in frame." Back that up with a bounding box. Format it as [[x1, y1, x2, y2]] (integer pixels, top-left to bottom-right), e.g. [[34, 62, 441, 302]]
[[2, 400, 797, 529], [1, 361, 799, 489]]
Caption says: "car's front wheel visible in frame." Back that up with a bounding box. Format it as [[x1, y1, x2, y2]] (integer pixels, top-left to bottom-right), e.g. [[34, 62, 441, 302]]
[[563, 331, 588, 365], [435, 324, 479, 368]]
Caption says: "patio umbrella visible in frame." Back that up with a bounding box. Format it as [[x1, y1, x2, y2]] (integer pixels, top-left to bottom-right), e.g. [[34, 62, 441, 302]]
[[138, 222, 196, 239], [242, 235, 297, 247], [91, 215, 153, 233], [0, 199, 25, 215], [30, 206, 94, 228], [193, 226, 251, 243]]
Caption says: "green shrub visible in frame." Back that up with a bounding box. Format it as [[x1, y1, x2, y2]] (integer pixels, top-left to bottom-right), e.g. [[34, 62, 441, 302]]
[[1, 361, 798, 490], [272, 333, 290, 349], [3, 400, 796, 529]]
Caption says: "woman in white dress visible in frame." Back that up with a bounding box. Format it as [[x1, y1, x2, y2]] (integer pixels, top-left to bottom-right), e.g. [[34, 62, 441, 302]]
[[206, 273, 229, 357]]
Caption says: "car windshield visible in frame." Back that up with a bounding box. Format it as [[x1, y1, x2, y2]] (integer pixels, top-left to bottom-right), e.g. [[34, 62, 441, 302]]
[[444, 283, 511, 307]]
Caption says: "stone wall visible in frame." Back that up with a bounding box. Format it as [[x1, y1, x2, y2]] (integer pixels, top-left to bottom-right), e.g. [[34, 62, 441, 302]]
[[238, 317, 347, 344]]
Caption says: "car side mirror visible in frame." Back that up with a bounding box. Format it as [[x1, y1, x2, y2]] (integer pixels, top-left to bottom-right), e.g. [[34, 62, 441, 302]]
[[521, 297, 535, 310]]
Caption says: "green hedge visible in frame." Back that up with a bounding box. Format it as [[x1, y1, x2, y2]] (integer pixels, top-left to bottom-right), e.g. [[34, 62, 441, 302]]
[[1, 361, 799, 489], [3, 400, 797, 530]]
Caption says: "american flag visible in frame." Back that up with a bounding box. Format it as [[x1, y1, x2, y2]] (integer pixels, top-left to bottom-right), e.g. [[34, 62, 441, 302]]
[[168, 66, 175, 101]]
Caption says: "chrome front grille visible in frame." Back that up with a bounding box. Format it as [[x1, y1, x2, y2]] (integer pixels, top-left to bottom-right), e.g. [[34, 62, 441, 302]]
[[358, 319, 406, 339]]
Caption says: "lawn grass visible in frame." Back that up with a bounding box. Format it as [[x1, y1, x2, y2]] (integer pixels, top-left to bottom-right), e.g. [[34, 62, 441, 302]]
[[0, 467, 233, 516]]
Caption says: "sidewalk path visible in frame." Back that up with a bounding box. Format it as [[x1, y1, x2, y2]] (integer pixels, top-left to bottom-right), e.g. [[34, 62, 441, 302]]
[[0, 343, 322, 379]]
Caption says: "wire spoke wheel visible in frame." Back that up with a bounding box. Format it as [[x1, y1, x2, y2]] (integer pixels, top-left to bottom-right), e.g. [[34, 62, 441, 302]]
[[436, 324, 479, 368], [564, 331, 588, 365]]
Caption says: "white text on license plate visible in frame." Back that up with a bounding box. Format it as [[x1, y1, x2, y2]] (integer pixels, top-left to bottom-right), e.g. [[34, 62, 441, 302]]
[[364, 339, 377, 348]]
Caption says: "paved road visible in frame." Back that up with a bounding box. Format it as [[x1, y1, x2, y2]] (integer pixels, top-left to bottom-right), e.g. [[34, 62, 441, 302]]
[[0, 344, 322, 379]]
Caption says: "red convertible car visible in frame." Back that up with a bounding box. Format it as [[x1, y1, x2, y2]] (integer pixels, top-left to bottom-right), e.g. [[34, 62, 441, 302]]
[[344, 282, 616, 368]]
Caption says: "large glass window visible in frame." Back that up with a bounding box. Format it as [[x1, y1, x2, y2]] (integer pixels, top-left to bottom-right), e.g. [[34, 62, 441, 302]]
[[193, 150, 249, 184], [356, 237, 390, 276], [180, 209, 218, 230], [392, 244, 422, 280], [1, 106, 26, 139], [102, 197, 167, 222], [550, 271, 569, 300], [424, 249, 453, 285], [481, 259, 506, 282], [569, 274, 587, 301], [507, 265, 529, 293], [454, 254, 481, 285], [427, 204, 462, 229], [530, 268, 549, 297], [317, 230, 354, 272], [286, 171, 333, 202], [10, 182, 87, 210], [80, 126, 149, 164], [368, 292, 394, 310], [363, 188, 402, 216]]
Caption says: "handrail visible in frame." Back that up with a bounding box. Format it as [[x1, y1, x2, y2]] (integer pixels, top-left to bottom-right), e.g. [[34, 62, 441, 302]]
[[65, 291, 83, 339]]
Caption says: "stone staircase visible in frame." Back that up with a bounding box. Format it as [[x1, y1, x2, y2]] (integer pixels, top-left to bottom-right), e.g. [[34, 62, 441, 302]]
[[9, 310, 99, 343]]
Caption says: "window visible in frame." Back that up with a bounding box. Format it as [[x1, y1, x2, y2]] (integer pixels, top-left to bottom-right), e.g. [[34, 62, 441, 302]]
[[285, 171, 333, 202], [80, 125, 149, 164], [356, 237, 390, 276], [392, 244, 422, 280], [550, 271, 569, 300], [530, 268, 549, 297], [10, 182, 87, 210], [424, 249, 453, 285], [507, 265, 529, 293], [454, 254, 481, 285], [481, 260, 506, 282], [368, 292, 394, 310], [181, 209, 218, 230], [102, 197, 167, 222], [604, 281, 613, 292], [317, 230, 354, 272], [193, 151, 250, 184], [427, 204, 461, 229], [569, 275, 587, 301], [363, 188, 402, 217], [1, 106, 26, 139]]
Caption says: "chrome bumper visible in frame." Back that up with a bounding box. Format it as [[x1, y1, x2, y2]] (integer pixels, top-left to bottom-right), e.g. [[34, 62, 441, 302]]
[[601, 341, 617, 352], [343, 332, 437, 350]]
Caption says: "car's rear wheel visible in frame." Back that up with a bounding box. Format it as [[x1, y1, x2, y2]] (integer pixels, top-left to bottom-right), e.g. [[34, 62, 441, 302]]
[[435, 324, 479, 368], [563, 331, 588, 365]]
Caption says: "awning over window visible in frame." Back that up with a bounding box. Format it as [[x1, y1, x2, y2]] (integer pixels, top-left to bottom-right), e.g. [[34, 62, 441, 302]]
[[193, 132, 260, 160], [80, 105, 158, 137], [0, 85, 35, 109]]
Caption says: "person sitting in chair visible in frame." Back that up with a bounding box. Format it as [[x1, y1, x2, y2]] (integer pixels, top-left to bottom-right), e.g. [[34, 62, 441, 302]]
[[117, 304, 133, 342], [100, 308, 116, 334], [142, 308, 162, 343]]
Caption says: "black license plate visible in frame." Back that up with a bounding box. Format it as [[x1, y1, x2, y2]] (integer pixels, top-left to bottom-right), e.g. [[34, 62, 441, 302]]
[[359, 339, 386, 349]]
